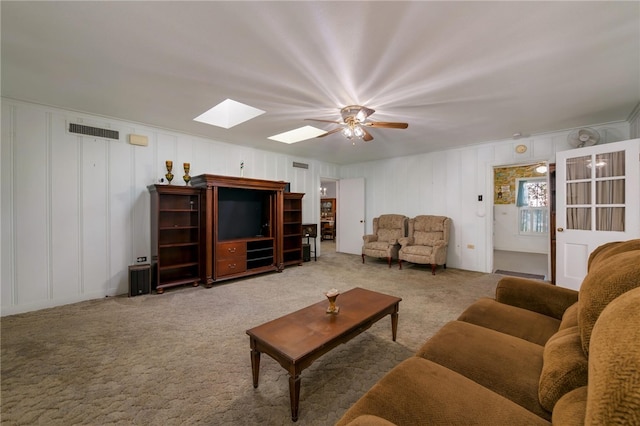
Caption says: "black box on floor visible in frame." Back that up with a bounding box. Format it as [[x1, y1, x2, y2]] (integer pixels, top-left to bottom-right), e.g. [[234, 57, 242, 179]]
[[303, 244, 311, 262], [129, 264, 151, 297]]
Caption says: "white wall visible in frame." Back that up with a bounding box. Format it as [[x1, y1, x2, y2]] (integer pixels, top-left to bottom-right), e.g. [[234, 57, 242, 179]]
[[493, 204, 548, 254], [1, 99, 340, 315], [1, 98, 631, 314], [340, 122, 630, 274]]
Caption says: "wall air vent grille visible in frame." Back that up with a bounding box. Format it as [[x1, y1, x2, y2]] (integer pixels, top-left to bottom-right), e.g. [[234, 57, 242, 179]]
[[69, 123, 120, 140], [292, 161, 309, 169]]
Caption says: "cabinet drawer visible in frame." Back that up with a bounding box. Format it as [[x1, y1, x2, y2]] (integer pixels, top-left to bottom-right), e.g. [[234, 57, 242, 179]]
[[216, 258, 247, 276], [217, 242, 247, 259]]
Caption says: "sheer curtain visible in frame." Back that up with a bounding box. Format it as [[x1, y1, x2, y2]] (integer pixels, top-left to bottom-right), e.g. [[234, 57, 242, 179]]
[[566, 151, 625, 232]]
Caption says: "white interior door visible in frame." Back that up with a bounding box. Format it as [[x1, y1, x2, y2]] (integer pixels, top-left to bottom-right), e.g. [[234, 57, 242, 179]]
[[556, 138, 640, 290], [337, 177, 365, 255]]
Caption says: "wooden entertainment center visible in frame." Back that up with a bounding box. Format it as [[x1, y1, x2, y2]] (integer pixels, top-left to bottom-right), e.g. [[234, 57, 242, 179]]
[[150, 174, 304, 292]]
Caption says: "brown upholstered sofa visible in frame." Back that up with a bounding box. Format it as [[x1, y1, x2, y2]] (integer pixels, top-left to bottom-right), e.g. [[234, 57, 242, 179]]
[[337, 239, 640, 425]]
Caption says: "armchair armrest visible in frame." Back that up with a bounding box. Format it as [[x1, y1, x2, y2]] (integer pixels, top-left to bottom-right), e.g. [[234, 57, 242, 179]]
[[495, 276, 578, 320], [398, 237, 414, 247], [363, 234, 378, 243]]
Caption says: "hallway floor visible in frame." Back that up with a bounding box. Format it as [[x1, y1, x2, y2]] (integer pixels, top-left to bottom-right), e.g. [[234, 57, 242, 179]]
[[493, 250, 548, 280]]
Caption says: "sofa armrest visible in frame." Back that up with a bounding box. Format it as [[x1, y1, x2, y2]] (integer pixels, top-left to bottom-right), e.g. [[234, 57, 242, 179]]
[[495, 276, 578, 320], [363, 234, 378, 243]]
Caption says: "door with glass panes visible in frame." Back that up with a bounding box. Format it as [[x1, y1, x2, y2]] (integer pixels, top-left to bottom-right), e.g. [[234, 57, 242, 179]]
[[556, 139, 639, 290]]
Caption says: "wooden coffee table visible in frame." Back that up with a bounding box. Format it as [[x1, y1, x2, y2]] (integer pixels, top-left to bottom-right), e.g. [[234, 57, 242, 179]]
[[246, 287, 402, 422]]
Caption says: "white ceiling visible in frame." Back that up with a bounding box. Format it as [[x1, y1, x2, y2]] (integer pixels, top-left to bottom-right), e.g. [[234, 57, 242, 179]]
[[2, 1, 639, 165]]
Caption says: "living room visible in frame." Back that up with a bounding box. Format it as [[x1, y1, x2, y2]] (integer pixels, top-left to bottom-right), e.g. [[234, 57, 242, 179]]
[[2, 0, 639, 317], [0, 2, 640, 425]]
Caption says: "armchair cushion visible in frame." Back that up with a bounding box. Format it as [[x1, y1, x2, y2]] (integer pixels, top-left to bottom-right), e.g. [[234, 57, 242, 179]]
[[414, 231, 443, 247], [377, 228, 401, 244]]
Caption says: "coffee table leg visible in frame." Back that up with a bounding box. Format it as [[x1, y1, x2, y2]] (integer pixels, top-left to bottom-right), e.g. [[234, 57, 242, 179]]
[[289, 373, 301, 422], [391, 304, 399, 341], [250, 345, 261, 388]]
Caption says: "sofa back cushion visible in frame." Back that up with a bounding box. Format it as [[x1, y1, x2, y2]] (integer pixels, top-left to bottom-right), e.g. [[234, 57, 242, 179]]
[[539, 326, 588, 412], [587, 238, 640, 272], [585, 286, 640, 424], [578, 250, 640, 354]]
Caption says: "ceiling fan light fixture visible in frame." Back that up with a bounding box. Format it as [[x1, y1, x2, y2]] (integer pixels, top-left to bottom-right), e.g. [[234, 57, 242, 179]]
[[354, 125, 365, 138], [342, 127, 353, 139]]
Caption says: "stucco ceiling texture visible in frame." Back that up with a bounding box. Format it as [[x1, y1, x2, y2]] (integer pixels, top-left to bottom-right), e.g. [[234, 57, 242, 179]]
[[2, 1, 639, 164]]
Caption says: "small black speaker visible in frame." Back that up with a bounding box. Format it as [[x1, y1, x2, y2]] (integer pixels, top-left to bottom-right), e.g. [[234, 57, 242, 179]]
[[303, 244, 311, 262], [129, 264, 151, 297]]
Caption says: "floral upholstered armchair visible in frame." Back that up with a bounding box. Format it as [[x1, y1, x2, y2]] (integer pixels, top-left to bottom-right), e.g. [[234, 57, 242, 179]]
[[399, 215, 451, 274], [362, 214, 408, 268]]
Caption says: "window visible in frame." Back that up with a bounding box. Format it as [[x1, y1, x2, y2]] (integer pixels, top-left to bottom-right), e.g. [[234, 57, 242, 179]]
[[516, 178, 549, 234]]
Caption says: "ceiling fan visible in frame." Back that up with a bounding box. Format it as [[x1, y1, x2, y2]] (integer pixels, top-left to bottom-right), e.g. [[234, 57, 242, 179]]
[[306, 105, 408, 143]]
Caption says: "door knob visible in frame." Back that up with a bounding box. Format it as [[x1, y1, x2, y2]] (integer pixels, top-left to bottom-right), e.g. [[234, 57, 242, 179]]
[[360, 220, 364, 223], [557, 228, 564, 232]]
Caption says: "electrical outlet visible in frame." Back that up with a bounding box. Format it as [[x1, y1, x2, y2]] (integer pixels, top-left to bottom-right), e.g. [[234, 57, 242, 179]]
[[136, 256, 147, 263]]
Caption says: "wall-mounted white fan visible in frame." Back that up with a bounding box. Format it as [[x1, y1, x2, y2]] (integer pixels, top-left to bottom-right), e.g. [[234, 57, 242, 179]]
[[567, 128, 600, 148]]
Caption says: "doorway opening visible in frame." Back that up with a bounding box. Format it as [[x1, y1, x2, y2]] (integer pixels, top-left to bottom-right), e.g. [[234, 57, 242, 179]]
[[320, 179, 337, 255], [492, 162, 550, 280]]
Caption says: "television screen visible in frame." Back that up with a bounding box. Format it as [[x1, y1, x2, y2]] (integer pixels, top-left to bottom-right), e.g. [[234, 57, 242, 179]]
[[218, 187, 268, 240]]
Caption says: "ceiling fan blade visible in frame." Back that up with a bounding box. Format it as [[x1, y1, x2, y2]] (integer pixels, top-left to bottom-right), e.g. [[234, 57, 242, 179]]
[[305, 118, 343, 124], [362, 128, 374, 142], [364, 121, 409, 129], [317, 127, 344, 138]]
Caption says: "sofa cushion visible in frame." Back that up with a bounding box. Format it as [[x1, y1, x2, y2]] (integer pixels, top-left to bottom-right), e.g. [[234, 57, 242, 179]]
[[538, 326, 588, 412], [578, 250, 640, 354], [585, 286, 640, 424], [335, 357, 550, 426], [551, 386, 587, 426], [415, 320, 549, 420], [377, 228, 401, 243], [558, 302, 579, 330], [457, 297, 560, 346]]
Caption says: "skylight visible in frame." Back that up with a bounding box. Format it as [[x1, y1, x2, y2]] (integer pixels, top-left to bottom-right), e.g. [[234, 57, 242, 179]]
[[268, 126, 327, 144], [194, 99, 265, 129]]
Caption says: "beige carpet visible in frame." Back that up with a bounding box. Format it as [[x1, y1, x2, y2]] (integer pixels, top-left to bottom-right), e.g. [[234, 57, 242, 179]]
[[1, 248, 501, 425]]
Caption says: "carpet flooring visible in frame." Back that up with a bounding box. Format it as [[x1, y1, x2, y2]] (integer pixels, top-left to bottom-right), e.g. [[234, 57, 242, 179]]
[[1, 249, 501, 425]]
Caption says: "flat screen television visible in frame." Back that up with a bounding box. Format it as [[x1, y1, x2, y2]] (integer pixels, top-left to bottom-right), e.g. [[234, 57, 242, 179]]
[[217, 187, 270, 240]]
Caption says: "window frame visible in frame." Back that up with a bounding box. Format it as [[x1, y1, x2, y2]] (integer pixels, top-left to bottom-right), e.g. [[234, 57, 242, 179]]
[[515, 177, 549, 236]]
